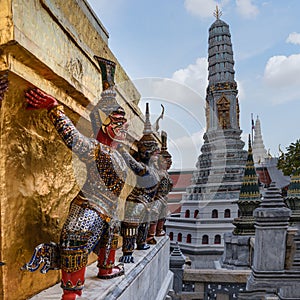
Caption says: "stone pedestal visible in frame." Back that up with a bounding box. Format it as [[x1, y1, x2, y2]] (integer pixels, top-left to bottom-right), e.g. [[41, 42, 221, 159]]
[[221, 233, 251, 269], [169, 243, 186, 293], [181, 268, 250, 300], [30, 236, 173, 300], [239, 183, 300, 299]]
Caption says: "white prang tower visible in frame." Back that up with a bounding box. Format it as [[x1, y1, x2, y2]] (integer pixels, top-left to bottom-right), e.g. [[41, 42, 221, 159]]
[[252, 116, 268, 165]]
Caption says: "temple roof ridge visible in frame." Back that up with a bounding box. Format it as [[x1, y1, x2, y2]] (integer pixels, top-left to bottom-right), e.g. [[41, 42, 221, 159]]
[[211, 5, 228, 26]]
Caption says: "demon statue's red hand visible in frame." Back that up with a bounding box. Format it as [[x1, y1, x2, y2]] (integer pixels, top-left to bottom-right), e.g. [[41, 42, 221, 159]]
[[25, 88, 58, 110], [0, 73, 9, 101]]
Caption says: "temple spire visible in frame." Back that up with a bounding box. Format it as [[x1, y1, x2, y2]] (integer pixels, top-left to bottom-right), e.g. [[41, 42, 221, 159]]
[[232, 135, 261, 235], [239, 135, 260, 202], [206, 12, 238, 130], [166, 12, 247, 262], [252, 116, 268, 165]]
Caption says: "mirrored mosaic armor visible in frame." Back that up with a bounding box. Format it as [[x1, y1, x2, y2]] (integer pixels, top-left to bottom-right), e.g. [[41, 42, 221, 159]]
[[147, 131, 173, 243], [119, 103, 162, 262]]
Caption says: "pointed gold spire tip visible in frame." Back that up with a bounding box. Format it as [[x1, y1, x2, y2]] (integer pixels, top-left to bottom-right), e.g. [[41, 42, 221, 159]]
[[213, 5, 222, 20]]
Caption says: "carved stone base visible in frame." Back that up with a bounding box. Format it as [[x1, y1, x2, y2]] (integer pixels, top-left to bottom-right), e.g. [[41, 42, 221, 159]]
[[220, 232, 252, 270]]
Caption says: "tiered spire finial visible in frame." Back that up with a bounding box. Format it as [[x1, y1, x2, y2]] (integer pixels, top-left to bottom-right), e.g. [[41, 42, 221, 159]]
[[143, 103, 153, 134], [213, 5, 222, 20]]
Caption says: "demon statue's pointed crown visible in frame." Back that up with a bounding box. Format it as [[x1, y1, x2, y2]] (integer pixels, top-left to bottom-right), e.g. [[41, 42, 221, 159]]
[[160, 131, 171, 158], [137, 103, 159, 160], [159, 130, 172, 170], [90, 56, 125, 137]]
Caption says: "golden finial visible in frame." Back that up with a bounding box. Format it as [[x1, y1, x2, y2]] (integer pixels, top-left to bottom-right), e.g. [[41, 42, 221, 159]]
[[213, 5, 222, 20]]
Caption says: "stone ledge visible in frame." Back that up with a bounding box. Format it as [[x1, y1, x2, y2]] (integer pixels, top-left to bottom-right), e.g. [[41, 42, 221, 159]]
[[30, 236, 173, 300], [183, 268, 251, 283]]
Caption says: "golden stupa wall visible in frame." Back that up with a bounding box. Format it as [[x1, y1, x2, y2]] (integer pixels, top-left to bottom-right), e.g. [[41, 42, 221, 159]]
[[0, 0, 144, 299]]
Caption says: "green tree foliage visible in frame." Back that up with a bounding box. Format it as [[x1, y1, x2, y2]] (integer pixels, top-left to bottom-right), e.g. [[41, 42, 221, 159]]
[[277, 139, 300, 176]]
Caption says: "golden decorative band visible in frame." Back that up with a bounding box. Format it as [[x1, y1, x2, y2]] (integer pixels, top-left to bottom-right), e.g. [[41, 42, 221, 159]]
[[61, 248, 88, 273], [61, 279, 84, 291], [97, 233, 119, 249]]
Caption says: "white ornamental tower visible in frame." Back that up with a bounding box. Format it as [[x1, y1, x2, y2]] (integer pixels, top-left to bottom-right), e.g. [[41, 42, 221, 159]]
[[252, 116, 268, 165]]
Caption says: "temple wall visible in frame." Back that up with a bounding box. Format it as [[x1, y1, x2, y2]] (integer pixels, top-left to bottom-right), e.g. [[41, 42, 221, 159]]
[[0, 0, 143, 299]]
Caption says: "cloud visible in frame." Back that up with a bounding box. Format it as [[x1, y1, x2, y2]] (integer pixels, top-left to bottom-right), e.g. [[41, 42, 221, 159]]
[[133, 74, 207, 132], [262, 54, 300, 104], [88, 0, 124, 26], [171, 57, 208, 99], [170, 57, 245, 102], [169, 129, 205, 169], [264, 54, 300, 87], [184, 0, 229, 19], [184, 0, 216, 18], [133, 77, 205, 113], [236, 0, 259, 19], [130, 76, 207, 170], [236, 80, 245, 101], [184, 0, 259, 20], [286, 32, 300, 45]]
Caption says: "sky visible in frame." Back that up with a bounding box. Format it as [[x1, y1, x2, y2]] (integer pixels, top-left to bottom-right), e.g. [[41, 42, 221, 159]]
[[87, 0, 300, 170]]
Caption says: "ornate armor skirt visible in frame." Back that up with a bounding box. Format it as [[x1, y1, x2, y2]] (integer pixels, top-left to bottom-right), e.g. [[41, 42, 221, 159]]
[[21, 196, 112, 275], [60, 200, 108, 273]]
